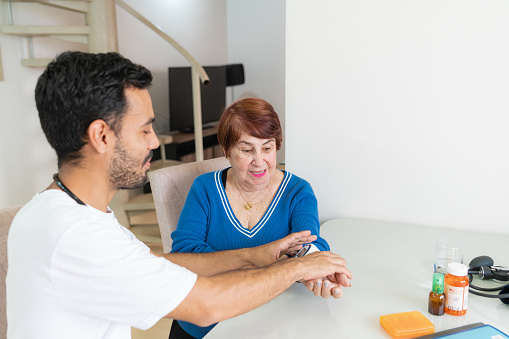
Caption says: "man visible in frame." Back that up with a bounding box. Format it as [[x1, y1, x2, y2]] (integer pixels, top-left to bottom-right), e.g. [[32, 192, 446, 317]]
[[6, 51, 352, 339]]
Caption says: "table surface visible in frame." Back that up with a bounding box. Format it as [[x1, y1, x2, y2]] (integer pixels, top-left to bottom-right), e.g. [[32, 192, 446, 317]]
[[207, 218, 509, 338]]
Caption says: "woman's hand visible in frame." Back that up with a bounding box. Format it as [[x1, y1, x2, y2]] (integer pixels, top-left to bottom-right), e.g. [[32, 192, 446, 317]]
[[300, 252, 352, 298], [303, 273, 352, 299]]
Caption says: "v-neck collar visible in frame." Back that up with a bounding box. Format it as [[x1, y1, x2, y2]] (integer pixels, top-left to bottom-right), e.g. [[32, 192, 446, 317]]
[[214, 169, 292, 238]]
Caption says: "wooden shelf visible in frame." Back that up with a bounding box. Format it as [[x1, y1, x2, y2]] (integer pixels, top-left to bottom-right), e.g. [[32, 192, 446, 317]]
[[149, 159, 182, 172], [169, 124, 219, 144], [156, 124, 220, 162]]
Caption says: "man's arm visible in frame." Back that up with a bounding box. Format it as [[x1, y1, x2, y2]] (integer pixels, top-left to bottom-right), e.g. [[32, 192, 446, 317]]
[[154, 231, 317, 276], [166, 251, 352, 327]]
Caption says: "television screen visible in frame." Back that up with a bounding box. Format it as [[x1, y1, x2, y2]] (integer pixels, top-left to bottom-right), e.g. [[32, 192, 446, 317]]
[[169, 66, 226, 133]]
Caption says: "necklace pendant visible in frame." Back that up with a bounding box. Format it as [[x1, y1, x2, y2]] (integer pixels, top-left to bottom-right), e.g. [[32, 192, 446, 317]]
[[244, 202, 252, 211]]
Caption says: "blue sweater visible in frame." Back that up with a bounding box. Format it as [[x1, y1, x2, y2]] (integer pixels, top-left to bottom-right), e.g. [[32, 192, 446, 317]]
[[170, 168, 329, 338]]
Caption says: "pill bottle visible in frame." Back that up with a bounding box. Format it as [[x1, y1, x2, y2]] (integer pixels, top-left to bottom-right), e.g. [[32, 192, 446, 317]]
[[444, 262, 469, 316], [428, 272, 445, 315]]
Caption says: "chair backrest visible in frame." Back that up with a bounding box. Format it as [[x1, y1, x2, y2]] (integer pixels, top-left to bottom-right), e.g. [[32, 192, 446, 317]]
[[1, 205, 22, 339], [149, 157, 230, 254]]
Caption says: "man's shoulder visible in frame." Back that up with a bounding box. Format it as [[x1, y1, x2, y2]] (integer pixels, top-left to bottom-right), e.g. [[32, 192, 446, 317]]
[[17, 189, 91, 217], [10, 190, 134, 260], [12, 190, 112, 239]]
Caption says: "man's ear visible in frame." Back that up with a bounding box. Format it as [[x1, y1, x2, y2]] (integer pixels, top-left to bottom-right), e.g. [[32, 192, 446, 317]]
[[86, 119, 114, 154]]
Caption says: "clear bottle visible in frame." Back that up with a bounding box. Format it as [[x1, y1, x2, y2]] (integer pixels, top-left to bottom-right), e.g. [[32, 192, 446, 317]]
[[444, 262, 469, 316], [428, 272, 445, 315]]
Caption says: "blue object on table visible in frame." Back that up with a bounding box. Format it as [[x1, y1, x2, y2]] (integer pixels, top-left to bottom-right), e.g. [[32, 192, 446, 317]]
[[417, 323, 508, 338]]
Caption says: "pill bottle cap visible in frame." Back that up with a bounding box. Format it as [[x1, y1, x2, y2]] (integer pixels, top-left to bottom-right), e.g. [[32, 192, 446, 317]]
[[447, 262, 468, 276], [432, 273, 444, 294]]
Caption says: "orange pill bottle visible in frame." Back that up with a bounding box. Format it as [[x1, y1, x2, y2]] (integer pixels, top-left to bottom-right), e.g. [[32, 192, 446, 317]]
[[444, 262, 469, 316]]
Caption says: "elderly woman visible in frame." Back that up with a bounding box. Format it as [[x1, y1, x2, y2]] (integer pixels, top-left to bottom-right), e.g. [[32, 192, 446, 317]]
[[169, 98, 345, 339]]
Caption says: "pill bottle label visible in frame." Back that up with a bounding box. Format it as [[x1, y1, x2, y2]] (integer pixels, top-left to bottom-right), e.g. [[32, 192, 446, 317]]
[[444, 284, 468, 311]]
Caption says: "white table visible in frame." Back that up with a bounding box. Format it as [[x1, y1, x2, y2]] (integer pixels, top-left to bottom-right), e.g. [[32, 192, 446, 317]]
[[207, 218, 509, 338]]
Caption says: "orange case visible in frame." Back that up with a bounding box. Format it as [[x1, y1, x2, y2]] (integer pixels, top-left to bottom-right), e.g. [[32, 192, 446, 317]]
[[380, 311, 435, 338]]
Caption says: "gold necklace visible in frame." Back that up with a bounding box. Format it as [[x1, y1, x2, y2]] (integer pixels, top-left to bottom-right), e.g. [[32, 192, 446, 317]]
[[233, 175, 268, 211]]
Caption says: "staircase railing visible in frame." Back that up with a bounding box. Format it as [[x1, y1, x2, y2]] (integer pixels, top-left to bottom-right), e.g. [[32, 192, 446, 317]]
[[115, 0, 209, 162]]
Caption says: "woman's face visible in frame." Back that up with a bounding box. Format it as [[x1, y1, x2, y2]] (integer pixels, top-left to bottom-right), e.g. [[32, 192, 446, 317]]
[[227, 131, 278, 190]]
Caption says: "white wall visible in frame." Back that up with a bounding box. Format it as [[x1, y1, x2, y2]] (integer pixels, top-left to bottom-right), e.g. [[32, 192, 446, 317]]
[[286, 0, 509, 235], [227, 0, 286, 163]]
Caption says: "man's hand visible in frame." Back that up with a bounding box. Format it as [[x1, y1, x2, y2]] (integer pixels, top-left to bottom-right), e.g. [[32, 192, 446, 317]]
[[247, 231, 317, 267]]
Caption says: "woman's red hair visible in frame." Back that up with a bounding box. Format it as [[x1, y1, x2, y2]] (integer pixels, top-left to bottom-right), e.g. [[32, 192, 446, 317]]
[[217, 98, 282, 157]]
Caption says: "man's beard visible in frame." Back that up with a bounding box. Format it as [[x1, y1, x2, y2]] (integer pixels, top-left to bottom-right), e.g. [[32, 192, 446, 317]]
[[109, 141, 152, 190]]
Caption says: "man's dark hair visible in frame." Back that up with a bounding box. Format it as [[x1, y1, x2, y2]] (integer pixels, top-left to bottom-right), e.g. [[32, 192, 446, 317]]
[[35, 51, 153, 167]]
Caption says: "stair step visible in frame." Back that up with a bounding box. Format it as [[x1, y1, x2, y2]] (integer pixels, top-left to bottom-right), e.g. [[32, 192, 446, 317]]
[[38, 1, 90, 13], [0, 0, 92, 3], [130, 224, 161, 237], [21, 58, 53, 67], [124, 193, 154, 211], [135, 234, 162, 244], [128, 210, 158, 225], [1, 25, 89, 36]]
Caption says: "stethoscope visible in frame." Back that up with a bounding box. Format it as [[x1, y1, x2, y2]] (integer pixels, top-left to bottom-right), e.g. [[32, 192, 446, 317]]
[[467, 255, 509, 303], [53, 173, 86, 205]]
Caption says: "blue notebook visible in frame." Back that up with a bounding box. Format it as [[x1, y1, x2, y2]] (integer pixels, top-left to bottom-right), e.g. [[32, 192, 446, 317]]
[[417, 323, 508, 339]]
